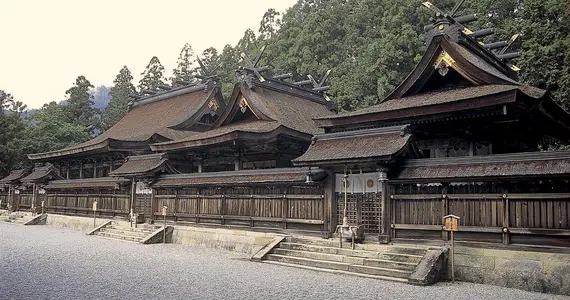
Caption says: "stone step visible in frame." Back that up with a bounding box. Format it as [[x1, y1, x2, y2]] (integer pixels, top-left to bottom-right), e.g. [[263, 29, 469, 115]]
[[271, 248, 417, 271], [265, 254, 412, 279], [108, 224, 158, 233], [95, 231, 143, 242], [263, 261, 409, 283], [104, 226, 155, 235], [278, 242, 423, 263], [98, 228, 149, 239], [286, 237, 428, 256]]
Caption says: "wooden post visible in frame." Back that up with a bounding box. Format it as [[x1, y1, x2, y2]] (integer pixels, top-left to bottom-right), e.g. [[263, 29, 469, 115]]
[[502, 184, 510, 245], [378, 169, 390, 244], [442, 183, 449, 241], [130, 179, 136, 227], [79, 161, 83, 179], [93, 160, 98, 178], [327, 172, 337, 236]]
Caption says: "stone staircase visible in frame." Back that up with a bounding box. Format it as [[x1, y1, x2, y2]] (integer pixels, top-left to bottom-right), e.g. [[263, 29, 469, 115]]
[[262, 237, 429, 283], [0, 212, 33, 224], [94, 222, 162, 243]]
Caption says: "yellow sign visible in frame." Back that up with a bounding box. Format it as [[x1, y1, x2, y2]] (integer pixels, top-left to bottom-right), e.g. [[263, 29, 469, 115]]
[[443, 214, 460, 231], [92, 201, 97, 211]]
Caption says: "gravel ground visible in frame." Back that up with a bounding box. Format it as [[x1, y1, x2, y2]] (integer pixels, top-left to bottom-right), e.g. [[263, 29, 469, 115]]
[[1, 224, 568, 300]]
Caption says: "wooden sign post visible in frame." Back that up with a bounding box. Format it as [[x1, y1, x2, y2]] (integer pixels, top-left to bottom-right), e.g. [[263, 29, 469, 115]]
[[443, 214, 460, 282], [162, 206, 167, 244], [92, 200, 98, 228]]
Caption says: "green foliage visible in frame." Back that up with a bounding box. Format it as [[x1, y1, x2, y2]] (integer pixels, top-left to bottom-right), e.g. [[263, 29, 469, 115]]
[[518, 0, 570, 109], [0, 90, 26, 175], [138, 56, 167, 91], [103, 66, 136, 130], [171, 43, 197, 84], [63, 75, 100, 135], [24, 102, 90, 155]]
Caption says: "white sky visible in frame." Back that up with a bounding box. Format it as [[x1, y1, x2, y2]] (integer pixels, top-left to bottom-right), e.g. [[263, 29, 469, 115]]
[[0, 0, 297, 109]]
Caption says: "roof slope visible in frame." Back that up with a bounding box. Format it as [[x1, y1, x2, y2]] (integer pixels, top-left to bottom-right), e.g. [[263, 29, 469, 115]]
[[21, 166, 63, 183], [29, 84, 220, 161], [393, 150, 570, 182], [152, 167, 326, 187], [151, 80, 335, 151], [0, 169, 30, 184], [317, 84, 544, 123], [109, 153, 178, 177], [293, 126, 412, 166]]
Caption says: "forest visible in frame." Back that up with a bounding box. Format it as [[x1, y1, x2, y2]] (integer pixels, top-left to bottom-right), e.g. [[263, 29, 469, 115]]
[[0, 0, 568, 177]]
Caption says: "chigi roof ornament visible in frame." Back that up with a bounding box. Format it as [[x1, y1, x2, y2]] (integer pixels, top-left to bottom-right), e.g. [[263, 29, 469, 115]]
[[422, 0, 521, 72]]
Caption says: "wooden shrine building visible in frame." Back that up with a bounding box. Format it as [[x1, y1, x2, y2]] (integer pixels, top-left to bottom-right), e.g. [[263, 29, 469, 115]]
[[3, 2, 570, 249], [294, 5, 570, 247]]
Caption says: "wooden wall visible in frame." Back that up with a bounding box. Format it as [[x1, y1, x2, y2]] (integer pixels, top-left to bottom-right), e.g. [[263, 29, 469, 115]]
[[390, 180, 570, 247], [42, 189, 130, 217], [152, 183, 326, 232]]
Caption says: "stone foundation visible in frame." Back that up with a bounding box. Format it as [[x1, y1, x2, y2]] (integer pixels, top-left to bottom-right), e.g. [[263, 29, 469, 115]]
[[44, 214, 276, 255], [451, 246, 570, 296]]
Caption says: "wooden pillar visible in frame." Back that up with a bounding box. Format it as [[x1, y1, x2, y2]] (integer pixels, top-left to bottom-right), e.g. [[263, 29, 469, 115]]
[[234, 151, 242, 171], [93, 160, 98, 178], [324, 171, 336, 237], [378, 169, 390, 244], [197, 156, 203, 173], [502, 183, 510, 245], [66, 166, 70, 180], [442, 183, 450, 241], [129, 178, 136, 221], [79, 161, 84, 179]]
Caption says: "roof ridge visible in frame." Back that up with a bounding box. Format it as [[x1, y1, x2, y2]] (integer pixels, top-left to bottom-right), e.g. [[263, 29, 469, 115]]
[[315, 125, 410, 141], [131, 83, 209, 109], [403, 150, 570, 167]]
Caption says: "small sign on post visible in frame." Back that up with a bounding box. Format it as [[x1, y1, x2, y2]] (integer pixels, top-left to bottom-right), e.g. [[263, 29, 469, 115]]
[[41, 200, 45, 214], [443, 214, 460, 282], [92, 200, 98, 228], [162, 206, 168, 244]]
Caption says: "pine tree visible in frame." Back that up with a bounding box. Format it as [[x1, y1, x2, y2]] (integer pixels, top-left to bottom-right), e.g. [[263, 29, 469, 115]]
[[171, 43, 196, 84], [103, 66, 136, 130], [138, 56, 167, 91], [63, 76, 100, 136]]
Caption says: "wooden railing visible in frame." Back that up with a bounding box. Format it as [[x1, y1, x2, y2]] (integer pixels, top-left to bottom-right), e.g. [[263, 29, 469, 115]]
[[391, 190, 570, 247], [152, 185, 326, 232], [43, 191, 130, 217]]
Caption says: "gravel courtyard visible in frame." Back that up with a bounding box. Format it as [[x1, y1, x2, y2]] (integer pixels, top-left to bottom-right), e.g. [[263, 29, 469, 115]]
[[1, 224, 568, 300]]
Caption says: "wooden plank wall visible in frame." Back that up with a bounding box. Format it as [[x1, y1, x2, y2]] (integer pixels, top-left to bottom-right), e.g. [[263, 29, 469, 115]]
[[153, 183, 326, 232], [391, 180, 570, 247], [0, 191, 8, 209], [43, 189, 130, 217]]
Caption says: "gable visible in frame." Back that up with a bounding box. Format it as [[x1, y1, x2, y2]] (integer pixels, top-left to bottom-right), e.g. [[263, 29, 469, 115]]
[[386, 35, 518, 100]]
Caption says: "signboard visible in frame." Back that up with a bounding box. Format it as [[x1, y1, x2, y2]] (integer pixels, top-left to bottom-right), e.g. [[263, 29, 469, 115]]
[[92, 201, 98, 211], [161, 206, 167, 216], [335, 173, 379, 193], [136, 182, 153, 195], [443, 214, 460, 231]]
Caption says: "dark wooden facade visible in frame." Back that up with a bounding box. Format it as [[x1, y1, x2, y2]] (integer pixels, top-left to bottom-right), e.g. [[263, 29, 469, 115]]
[[5, 5, 569, 250]]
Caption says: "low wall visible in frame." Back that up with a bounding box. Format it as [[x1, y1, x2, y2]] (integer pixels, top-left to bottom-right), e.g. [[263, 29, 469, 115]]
[[170, 225, 277, 255], [46, 214, 130, 232], [451, 246, 570, 296], [44, 214, 276, 255]]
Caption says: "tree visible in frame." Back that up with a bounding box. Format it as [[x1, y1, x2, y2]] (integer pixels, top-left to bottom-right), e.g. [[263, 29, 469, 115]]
[[0, 90, 27, 175], [171, 43, 197, 84], [63, 75, 100, 135], [138, 56, 167, 91], [0, 90, 14, 115], [24, 102, 90, 155], [518, 0, 570, 109], [258, 9, 282, 41], [103, 66, 136, 130]]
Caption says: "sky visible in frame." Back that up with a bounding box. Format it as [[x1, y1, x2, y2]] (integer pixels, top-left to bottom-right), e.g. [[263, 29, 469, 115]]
[[0, 0, 298, 109]]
